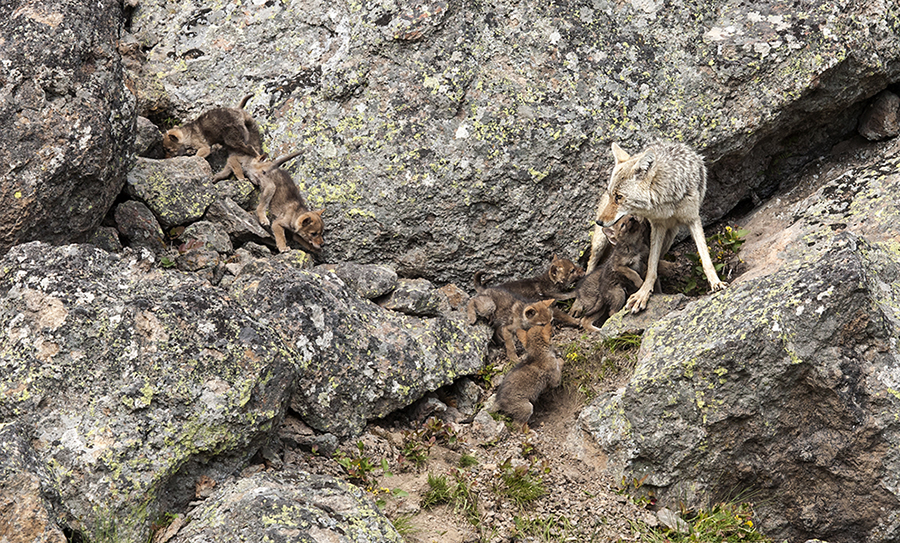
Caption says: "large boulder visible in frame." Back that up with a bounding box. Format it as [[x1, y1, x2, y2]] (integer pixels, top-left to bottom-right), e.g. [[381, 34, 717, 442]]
[[127, 0, 900, 284], [0, 0, 135, 252], [228, 259, 490, 437], [578, 140, 900, 543], [169, 468, 403, 543], [0, 243, 295, 542]]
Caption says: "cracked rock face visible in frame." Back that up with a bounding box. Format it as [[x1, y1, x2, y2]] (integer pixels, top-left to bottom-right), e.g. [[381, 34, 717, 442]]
[[127, 0, 900, 285], [228, 258, 490, 437], [578, 142, 900, 543], [0, 0, 135, 252]]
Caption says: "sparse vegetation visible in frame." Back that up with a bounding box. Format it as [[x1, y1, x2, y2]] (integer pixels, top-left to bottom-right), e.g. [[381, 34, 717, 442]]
[[496, 457, 548, 507], [399, 416, 463, 471], [399, 433, 434, 470], [681, 225, 749, 295], [459, 453, 479, 468], [512, 513, 576, 542], [476, 361, 502, 388], [333, 441, 380, 489], [388, 513, 418, 540], [635, 500, 772, 543], [422, 470, 482, 527], [562, 332, 643, 401]]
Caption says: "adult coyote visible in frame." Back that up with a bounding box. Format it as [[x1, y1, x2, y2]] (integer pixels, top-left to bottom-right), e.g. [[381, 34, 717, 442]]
[[596, 141, 726, 312]]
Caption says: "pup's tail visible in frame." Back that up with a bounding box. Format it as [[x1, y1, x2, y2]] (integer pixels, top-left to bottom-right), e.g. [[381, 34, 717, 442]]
[[266, 151, 303, 173], [473, 271, 490, 293], [238, 93, 254, 109]]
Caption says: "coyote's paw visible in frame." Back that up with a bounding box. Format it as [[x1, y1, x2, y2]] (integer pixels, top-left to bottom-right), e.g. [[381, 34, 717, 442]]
[[626, 287, 652, 313], [257, 216, 270, 227], [710, 279, 728, 292]]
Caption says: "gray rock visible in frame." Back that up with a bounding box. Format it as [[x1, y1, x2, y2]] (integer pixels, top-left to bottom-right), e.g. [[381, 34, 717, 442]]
[[451, 377, 484, 417], [0, 242, 296, 543], [181, 220, 233, 253], [204, 197, 271, 242], [228, 259, 490, 437], [0, 0, 135, 253], [125, 156, 217, 228], [657, 508, 689, 533], [212, 173, 257, 208], [272, 248, 316, 270], [175, 247, 220, 273], [87, 226, 124, 253], [858, 91, 900, 141], [577, 141, 900, 543], [279, 416, 339, 456], [315, 262, 399, 300], [596, 293, 689, 339], [128, 0, 900, 285], [135, 116, 165, 158], [168, 468, 402, 543], [377, 277, 443, 317], [0, 422, 66, 543], [114, 200, 166, 252]]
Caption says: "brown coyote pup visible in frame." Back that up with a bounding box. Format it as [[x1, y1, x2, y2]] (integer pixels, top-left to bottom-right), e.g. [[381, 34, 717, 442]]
[[575, 214, 650, 332], [485, 255, 584, 301], [474, 256, 584, 326], [163, 94, 263, 181], [467, 286, 555, 363], [493, 322, 562, 432], [249, 152, 325, 254]]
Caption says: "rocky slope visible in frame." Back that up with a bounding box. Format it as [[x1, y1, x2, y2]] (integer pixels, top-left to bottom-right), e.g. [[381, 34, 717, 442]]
[[0, 0, 899, 542]]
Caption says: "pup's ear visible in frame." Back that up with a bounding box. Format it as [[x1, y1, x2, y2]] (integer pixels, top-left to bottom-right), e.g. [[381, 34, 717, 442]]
[[314, 209, 325, 217], [548, 263, 560, 283], [517, 328, 528, 348], [165, 130, 179, 143], [542, 323, 552, 342], [611, 142, 630, 164], [603, 227, 618, 245]]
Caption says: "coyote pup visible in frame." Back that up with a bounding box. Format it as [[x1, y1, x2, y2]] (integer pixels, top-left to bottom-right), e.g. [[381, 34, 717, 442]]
[[493, 322, 562, 432], [485, 255, 584, 301], [597, 141, 726, 312], [163, 94, 263, 181], [250, 152, 325, 254], [473, 256, 584, 326], [575, 215, 650, 332], [467, 286, 555, 363]]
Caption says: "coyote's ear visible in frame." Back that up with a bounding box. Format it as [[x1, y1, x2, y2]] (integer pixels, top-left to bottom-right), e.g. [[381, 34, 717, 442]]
[[611, 142, 631, 164], [637, 151, 655, 173]]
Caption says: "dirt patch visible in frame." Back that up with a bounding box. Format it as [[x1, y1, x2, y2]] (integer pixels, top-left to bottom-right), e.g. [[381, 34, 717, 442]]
[[273, 323, 659, 543]]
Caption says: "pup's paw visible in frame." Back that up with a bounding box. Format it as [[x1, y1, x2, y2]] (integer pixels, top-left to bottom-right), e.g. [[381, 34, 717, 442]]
[[710, 280, 728, 292]]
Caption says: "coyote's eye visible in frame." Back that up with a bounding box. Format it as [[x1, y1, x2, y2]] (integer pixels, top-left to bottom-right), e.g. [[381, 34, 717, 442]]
[[614, 193, 623, 204]]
